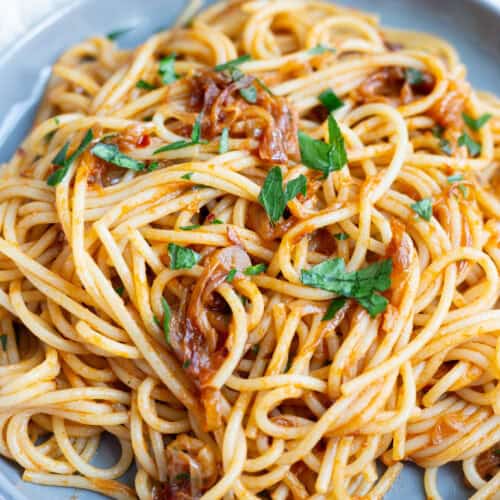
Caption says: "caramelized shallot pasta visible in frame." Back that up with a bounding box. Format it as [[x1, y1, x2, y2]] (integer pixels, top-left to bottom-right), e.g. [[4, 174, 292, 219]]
[[0, 1, 499, 499]]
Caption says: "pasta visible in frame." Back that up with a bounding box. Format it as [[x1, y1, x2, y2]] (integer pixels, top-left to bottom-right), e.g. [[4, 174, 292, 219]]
[[0, 0, 499, 498]]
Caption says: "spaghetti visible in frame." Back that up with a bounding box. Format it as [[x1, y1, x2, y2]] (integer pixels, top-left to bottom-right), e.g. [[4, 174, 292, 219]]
[[0, 0, 499, 499]]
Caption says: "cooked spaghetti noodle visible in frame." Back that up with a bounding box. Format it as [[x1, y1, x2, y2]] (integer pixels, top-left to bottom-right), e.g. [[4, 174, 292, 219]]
[[0, 1, 499, 499]]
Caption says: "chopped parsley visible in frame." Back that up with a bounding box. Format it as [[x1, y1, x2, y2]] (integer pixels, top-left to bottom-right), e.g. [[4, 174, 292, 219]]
[[318, 88, 343, 112], [256, 78, 274, 96], [160, 297, 172, 344], [219, 127, 229, 154], [168, 243, 200, 270], [158, 54, 178, 84], [0, 334, 7, 351], [91, 143, 145, 171], [226, 268, 237, 282], [244, 263, 267, 275], [240, 85, 258, 103], [214, 54, 251, 72], [251, 344, 260, 355], [154, 112, 205, 153], [458, 132, 481, 157], [301, 258, 392, 317], [211, 219, 224, 224], [115, 286, 124, 296], [462, 112, 492, 131], [174, 472, 190, 482], [458, 184, 468, 197], [180, 224, 201, 231], [136, 79, 156, 90], [182, 359, 191, 369], [298, 114, 347, 178], [447, 173, 464, 183], [47, 129, 94, 185], [411, 198, 433, 221], [258, 167, 307, 223], [308, 44, 335, 55], [107, 27, 134, 41], [405, 68, 424, 85], [181, 172, 193, 180], [147, 162, 159, 172], [334, 232, 349, 241], [323, 297, 347, 321]]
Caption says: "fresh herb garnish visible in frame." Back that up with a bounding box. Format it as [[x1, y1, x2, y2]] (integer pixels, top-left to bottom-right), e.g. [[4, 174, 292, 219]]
[[219, 127, 229, 154], [405, 68, 424, 85], [244, 263, 267, 275], [298, 114, 347, 177], [308, 44, 335, 55], [318, 88, 343, 112], [180, 224, 201, 231], [158, 54, 178, 84], [334, 232, 349, 240], [47, 129, 94, 186], [91, 143, 145, 171], [411, 198, 433, 221], [181, 172, 193, 180], [447, 173, 464, 183], [258, 167, 307, 223], [432, 125, 444, 137], [154, 112, 205, 153], [211, 219, 224, 224], [147, 162, 159, 172], [168, 243, 200, 270], [439, 138, 452, 156], [301, 258, 392, 317], [226, 268, 237, 282], [0, 335, 7, 351], [240, 85, 258, 103], [256, 78, 274, 96], [214, 54, 251, 72], [251, 344, 260, 355], [191, 112, 203, 143], [107, 27, 134, 41], [182, 359, 191, 369], [115, 286, 124, 296], [136, 79, 157, 90], [160, 297, 172, 344], [323, 297, 347, 321], [462, 112, 492, 131], [493, 449, 500, 457], [458, 184, 468, 197], [174, 472, 190, 482], [458, 132, 481, 157]]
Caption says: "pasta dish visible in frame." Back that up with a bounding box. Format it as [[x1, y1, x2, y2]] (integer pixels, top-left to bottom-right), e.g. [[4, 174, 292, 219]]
[[0, 0, 499, 498]]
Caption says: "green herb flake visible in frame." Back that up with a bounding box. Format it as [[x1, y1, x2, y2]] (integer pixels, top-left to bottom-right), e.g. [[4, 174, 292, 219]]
[[181, 172, 193, 180], [405, 67, 424, 85], [147, 162, 159, 172], [54, 117, 60, 126], [244, 263, 267, 276], [211, 218, 224, 224], [168, 243, 200, 270], [180, 224, 201, 231], [161, 296, 172, 344], [458, 184, 468, 197], [411, 198, 433, 221], [431, 125, 444, 138], [439, 138, 452, 156], [301, 258, 392, 317], [219, 127, 229, 154], [240, 85, 258, 104], [493, 449, 500, 457], [462, 112, 492, 131], [0, 334, 7, 351], [226, 268, 237, 283], [115, 286, 125, 296], [214, 54, 252, 72], [159, 54, 178, 85], [154, 140, 192, 154], [318, 88, 343, 112], [308, 44, 335, 55], [174, 472, 190, 482], [182, 359, 191, 369], [107, 27, 134, 41], [191, 112, 203, 143], [256, 78, 274, 96], [251, 344, 260, 355], [258, 167, 307, 223], [334, 232, 349, 240], [47, 129, 94, 186], [136, 79, 157, 90], [458, 132, 481, 157], [91, 143, 145, 171], [447, 173, 464, 183], [323, 297, 347, 321], [298, 114, 347, 178]]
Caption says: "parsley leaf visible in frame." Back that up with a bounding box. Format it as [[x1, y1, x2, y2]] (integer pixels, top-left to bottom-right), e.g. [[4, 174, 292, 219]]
[[226, 268, 237, 282], [411, 198, 433, 221], [174, 472, 190, 482], [334, 232, 349, 240], [256, 78, 274, 96], [298, 114, 347, 177], [319, 88, 343, 112], [0, 334, 7, 351], [219, 127, 229, 154], [323, 297, 346, 321], [180, 224, 200, 231], [107, 27, 134, 41], [447, 173, 464, 183], [211, 219, 224, 224], [115, 286, 124, 296], [136, 79, 156, 90], [168, 243, 200, 270], [181, 172, 193, 180], [462, 112, 492, 131], [154, 113, 205, 153], [182, 359, 191, 369], [439, 138, 452, 155], [147, 161, 159, 172], [240, 85, 258, 103], [214, 55, 251, 72], [258, 167, 307, 223], [244, 263, 267, 275], [405, 68, 424, 85], [91, 143, 145, 171], [301, 258, 392, 317], [158, 54, 178, 84], [308, 44, 335, 55], [191, 112, 203, 143], [160, 297, 172, 344], [47, 129, 94, 185], [458, 184, 468, 197], [458, 132, 481, 157]]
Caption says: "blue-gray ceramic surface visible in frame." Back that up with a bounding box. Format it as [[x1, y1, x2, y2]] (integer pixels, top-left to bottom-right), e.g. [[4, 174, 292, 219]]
[[0, 0, 498, 498]]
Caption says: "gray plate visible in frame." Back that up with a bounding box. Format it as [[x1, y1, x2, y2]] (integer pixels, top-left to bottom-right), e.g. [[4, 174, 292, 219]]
[[0, 0, 498, 498]]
